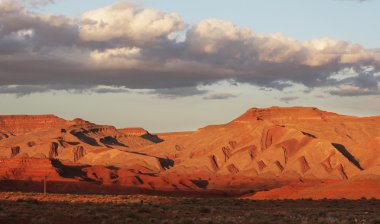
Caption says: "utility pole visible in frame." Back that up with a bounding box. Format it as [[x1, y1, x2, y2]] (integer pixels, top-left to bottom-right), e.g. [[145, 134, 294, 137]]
[[43, 175, 47, 196]]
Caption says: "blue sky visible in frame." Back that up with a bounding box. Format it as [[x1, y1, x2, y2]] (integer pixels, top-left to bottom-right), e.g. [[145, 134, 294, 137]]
[[0, 0, 379, 132]]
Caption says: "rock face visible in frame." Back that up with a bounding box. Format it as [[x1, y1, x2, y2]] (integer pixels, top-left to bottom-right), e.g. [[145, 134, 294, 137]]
[[119, 128, 163, 143], [0, 115, 68, 135], [0, 131, 10, 140], [119, 128, 149, 136], [73, 146, 85, 162], [0, 107, 380, 199], [0, 158, 64, 181], [234, 107, 344, 122], [0, 115, 159, 164], [10, 146, 20, 158], [49, 142, 59, 158]]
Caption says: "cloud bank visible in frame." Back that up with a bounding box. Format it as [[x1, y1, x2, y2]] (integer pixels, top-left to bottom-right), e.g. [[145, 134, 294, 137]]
[[0, 0, 379, 97]]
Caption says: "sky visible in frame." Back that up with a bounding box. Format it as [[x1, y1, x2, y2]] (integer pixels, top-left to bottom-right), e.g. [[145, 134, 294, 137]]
[[0, 0, 379, 132]]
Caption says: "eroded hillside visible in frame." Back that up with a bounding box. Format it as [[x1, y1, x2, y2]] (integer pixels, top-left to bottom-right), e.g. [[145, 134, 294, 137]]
[[0, 107, 379, 199]]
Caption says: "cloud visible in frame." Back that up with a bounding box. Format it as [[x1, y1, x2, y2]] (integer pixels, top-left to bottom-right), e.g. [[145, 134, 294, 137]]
[[87, 86, 130, 94], [0, 84, 130, 97], [1, 0, 56, 8], [23, 0, 54, 7], [330, 85, 380, 96], [148, 87, 208, 99], [203, 93, 238, 100], [330, 69, 380, 96], [80, 2, 186, 46], [0, 1, 379, 98], [278, 96, 299, 103], [0, 1, 80, 52]]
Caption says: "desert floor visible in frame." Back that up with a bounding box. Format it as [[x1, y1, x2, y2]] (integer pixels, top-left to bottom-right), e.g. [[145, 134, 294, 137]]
[[0, 192, 379, 224]]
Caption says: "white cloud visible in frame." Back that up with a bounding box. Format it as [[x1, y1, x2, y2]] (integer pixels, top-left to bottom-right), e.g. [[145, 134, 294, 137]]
[[80, 2, 186, 46], [186, 19, 252, 55], [186, 19, 380, 68], [90, 47, 142, 68]]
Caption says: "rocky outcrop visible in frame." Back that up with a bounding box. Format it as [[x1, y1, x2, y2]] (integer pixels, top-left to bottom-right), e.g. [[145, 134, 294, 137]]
[[210, 155, 219, 171], [0, 115, 68, 135], [10, 146, 20, 158], [119, 128, 148, 136], [0, 158, 63, 180], [119, 128, 163, 143], [73, 146, 86, 162], [49, 142, 59, 158], [234, 106, 347, 123], [26, 141, 37, 147], [0, 131, 10, 141]]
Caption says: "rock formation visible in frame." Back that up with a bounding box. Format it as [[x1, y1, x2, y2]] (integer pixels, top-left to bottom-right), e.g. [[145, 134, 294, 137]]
[[73, 146, 85, 162], [0, 115, 68, 135], [0, 107, 379, 199], [10, 146, 20, 158], [49, 142, 59, 158]]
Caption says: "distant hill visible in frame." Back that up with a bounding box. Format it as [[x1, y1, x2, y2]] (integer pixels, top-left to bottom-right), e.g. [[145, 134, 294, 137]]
[[0, 107, 379, 199]]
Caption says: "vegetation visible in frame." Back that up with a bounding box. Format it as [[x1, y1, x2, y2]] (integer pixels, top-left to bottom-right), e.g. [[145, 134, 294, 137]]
[[0, 192, 379, 223]]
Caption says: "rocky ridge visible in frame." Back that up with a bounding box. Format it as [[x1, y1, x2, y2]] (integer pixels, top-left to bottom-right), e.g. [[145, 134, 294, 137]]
[[0, 107, 379, 199]]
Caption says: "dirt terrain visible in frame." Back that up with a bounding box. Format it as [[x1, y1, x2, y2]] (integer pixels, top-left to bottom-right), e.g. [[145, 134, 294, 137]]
[[0, 107, 380, 199], [0, 192, 380, 224]]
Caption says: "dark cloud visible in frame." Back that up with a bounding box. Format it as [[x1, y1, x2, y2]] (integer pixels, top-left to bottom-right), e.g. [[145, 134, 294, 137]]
[[330, 69, 380, 96], [148, 87, 208, 99], [0, 85, 53, 97], [0, 1, 80, 54], [203, 93, 238, 100], [278, 96, 299, 103], [0, 84, 130, 97], [0, 1, 379, 97], [91, 86, 130, 94]]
